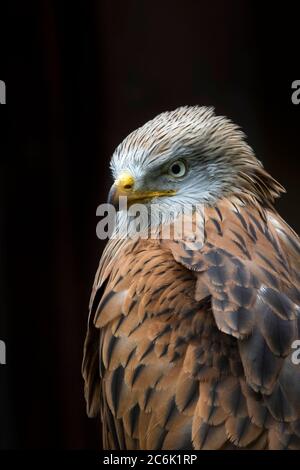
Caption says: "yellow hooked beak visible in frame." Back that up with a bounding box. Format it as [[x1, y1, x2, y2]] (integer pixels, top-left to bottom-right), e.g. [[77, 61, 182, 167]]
[[108, 172, 176, 209]]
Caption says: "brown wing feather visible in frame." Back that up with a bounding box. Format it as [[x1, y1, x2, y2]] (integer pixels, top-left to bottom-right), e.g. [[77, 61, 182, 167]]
[[83, 236, 207, 449], [164, 198, 300, 449]]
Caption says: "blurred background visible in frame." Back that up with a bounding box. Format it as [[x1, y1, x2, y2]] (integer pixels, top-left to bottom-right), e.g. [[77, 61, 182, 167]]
[[1, 0, 299, 449]]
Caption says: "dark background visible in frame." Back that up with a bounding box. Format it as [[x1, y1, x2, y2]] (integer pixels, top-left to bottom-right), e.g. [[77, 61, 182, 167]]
[[1, 0, 299, 449]]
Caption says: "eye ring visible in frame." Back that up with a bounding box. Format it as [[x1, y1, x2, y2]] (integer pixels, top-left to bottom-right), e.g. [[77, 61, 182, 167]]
[[168, 160, 187, 178]]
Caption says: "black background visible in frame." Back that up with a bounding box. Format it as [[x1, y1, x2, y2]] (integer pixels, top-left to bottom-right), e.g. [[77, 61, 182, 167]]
[[1, 0, 299, 449]]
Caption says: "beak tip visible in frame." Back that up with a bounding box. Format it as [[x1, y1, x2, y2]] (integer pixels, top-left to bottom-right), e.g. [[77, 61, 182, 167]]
[[107, 184, 118, 209]]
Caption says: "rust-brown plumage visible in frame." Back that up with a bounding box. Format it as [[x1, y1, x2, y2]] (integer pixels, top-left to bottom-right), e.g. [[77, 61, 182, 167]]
[[82, 107, 300, 450]]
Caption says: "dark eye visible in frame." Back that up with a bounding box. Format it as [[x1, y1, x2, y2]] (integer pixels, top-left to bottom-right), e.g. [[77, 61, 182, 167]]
[[168, 160, 187, 178]]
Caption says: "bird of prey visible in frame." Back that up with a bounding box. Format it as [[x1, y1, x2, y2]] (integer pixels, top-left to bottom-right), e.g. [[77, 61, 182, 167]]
[[82, 106, 300, 450]]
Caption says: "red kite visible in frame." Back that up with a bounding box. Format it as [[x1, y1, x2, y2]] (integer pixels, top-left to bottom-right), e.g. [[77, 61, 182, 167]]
[[83, 106, 300, 449]]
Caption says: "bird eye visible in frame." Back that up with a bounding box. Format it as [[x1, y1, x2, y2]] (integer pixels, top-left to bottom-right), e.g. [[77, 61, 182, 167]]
[[168, 160, 186, 178]]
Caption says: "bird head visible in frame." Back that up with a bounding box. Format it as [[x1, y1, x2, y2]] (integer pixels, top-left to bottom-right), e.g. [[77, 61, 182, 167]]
[[108, 106, 284, 214]]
